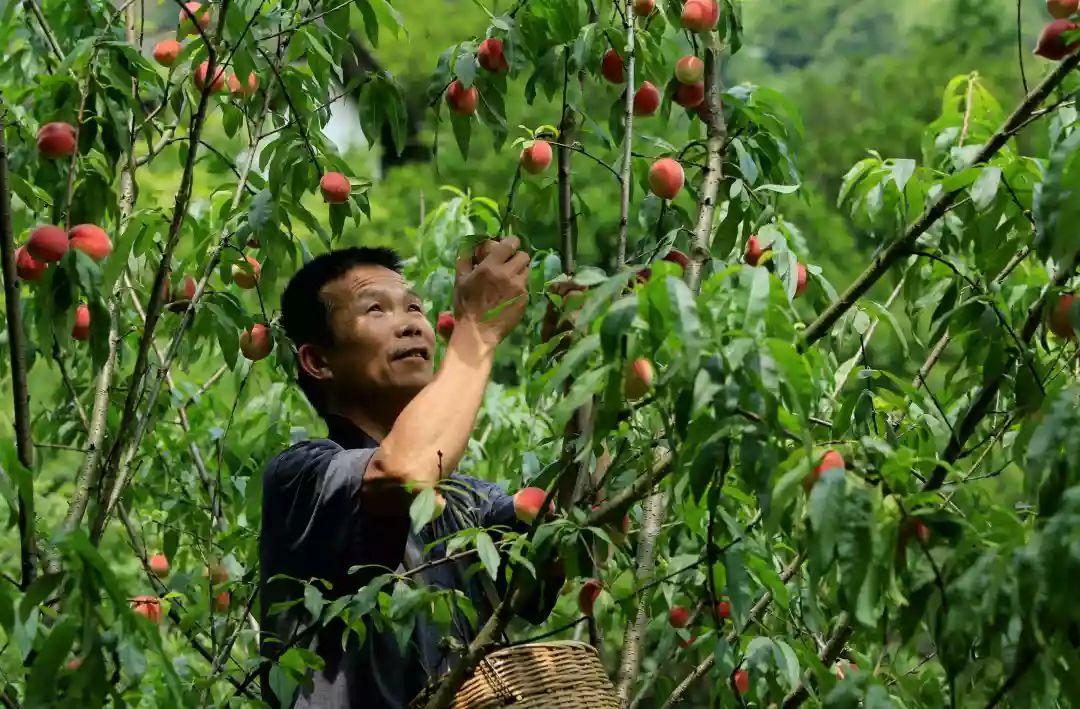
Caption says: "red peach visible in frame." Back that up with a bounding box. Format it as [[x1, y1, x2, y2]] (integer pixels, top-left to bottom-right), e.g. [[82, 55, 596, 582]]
[[675, 56, 704, 84], [227, 72, 258, 97], [446, 80, 479, 116], [231, 256, 261, 289], [633, 0, 655, 16], [715, 598, 731, 618], [68, 223, 112, 262], [72, 304, 91, 341], [131, 595, 162, 623], [794, 262, 808, 297], [513, 487, 549, 523], [437, 311, 455, 339], [213, 590, 230, 613], [633, 81, 661, 116], [240, 323, 272, 360], [601, 48, 625, 84], [520, 140, 553, 174], [15, 246, 46, 281], [194, 60, 226, 92], [320, 171, 351, 203], [36, 122, 77, 159], [744, 235, 767, 266], [733, 668, 749, 694], [174, 274, 197, 302], [578, 579, 603, 616], [624, 358, 654, 400], [662, 249, 690, 270], [804, 449, 845, 492], [1048, 0, 1080, 20], [477, 38, 509, 73], [153, 39, 182, 67], [674, 81, 705, 108], [668, 605, 690, 628], [149, 553, 170, 578], [1049, 294, 1075, 339], [178, 1, 211, 36], [1035, 19, 1080, 60], [677, 633, 698, 649], [28, 225, 69, 262], [682, 0, 719, 32], [648, 158, 684, 200]]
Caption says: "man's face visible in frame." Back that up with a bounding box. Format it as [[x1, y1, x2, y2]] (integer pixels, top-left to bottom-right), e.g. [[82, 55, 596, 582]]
[[312, 264, 436, 406]]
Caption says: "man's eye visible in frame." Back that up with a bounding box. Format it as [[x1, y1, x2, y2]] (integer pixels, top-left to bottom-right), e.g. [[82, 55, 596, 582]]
[[409, 304, 422, 312], [366, 304, 383, 313]]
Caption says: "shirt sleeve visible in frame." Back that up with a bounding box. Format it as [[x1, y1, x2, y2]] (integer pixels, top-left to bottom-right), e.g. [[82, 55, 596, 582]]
[[262, 440, 405, 589]]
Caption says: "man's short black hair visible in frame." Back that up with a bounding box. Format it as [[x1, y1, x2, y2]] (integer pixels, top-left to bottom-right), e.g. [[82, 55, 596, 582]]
[[281, 246, 403, 415]]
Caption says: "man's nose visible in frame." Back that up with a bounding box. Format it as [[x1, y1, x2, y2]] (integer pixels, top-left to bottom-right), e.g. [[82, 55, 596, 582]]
[[397, 318, 423, 338]]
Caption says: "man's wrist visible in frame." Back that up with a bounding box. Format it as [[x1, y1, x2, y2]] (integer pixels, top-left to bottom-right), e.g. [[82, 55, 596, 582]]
[[447, 316, 498, 363]]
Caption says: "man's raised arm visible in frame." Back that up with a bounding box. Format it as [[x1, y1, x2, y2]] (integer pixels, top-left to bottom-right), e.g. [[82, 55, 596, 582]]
[[365, 237, 530, 497]]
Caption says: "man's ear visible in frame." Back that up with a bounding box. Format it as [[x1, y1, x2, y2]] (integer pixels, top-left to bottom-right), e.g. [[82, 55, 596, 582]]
[[297, 343, 333, 383]]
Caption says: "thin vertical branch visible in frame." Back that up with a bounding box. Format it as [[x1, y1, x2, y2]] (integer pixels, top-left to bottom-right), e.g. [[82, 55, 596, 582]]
[[686, 36, 727, 292], [557, 51, 576, 275], [0, 112, 38, 588], [615, 0, 635, 270]]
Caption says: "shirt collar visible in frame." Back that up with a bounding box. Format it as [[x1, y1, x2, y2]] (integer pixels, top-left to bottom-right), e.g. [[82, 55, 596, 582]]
[[325, 414, 379, 450]]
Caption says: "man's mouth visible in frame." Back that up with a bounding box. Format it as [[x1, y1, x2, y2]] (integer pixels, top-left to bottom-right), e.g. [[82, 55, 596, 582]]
[[391, 346, 430, 362]]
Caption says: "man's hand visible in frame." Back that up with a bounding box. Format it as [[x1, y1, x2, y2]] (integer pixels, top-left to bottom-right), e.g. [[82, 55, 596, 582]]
[[454, 237, 530, 347]]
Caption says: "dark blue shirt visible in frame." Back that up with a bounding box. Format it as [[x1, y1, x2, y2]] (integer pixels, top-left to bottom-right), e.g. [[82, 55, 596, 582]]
[[259, 415, 547, 708]]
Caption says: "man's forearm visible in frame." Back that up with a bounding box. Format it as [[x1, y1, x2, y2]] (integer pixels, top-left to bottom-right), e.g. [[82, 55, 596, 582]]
[[370, 319, 495, 489]]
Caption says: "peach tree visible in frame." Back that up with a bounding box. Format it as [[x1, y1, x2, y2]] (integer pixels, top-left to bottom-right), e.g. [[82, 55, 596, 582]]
[[1, 0, 1080, 706]]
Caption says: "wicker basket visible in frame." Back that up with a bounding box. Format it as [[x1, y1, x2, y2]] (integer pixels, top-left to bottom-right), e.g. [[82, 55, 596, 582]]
[[414, 641, 620, 708]]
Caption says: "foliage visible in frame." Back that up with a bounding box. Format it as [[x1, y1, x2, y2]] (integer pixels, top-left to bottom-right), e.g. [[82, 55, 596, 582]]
[[1, 0, 1080, 707]]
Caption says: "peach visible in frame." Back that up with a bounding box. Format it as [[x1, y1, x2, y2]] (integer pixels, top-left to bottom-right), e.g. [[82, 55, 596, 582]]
[[36, 122, 76, 159], [601, 48, 624, 84], [1035, 19, 1080, 60], [733, 668, 749, 694], [674, 81, 705, 108], [1049, 293, 1075, 338], [174, 274, 197, 302], [71, 304, 91, 341], [513, 486, 548, 523], [68, 223, 112, 262], [207, 564, 229, 584], [446, 80, 478, 116], [520, 140, 553, 174], [15, 246, 46, 281], [675, 55, 704, 84], [578, 579, 602, 616], [633, 0, 655, 16], [681, 0, 719, 32], [320, 171, 351, 203], [436, 311, 455, 339], [28, 225, 68, 262], [477, 38, 509, 73], [178, 1, 211, 36], [240, 323, 272, 360], [668, 605, 690, 628], [213, 590, 230, 613], [231, 256, 261, 289], [804, 449, 844, 491], [153, 39, 182, 67], [131, 595, 162, 623], [744, 234, 767, 266], [648, 158, 684, 200], [623, 357, 653, 400], [662, 249, 690, 270], [794, 262, 808, 297], [227, 72, 258, 97], [715, 598, 730, 618], [1048, 0, 1080, 19], [149, 553, 170, 578], [194, 60, 226, 92], [633, 81, 661, 116]]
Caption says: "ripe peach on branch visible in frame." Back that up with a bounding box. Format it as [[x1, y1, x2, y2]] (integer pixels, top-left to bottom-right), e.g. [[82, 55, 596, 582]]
[[446, 80, 478, 116], [36, 122, 76, 159]]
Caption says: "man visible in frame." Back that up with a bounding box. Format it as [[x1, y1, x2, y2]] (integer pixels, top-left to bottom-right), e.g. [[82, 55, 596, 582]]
[[259, 239, 557, 708]]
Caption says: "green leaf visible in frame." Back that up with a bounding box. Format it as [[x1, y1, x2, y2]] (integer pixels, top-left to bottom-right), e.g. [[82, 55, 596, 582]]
[[970, 166, 1001, 211], [475, 532, 500, 580], [409, 488, 437, 534], [807, 470, 845, 577], [25, 617, 78, 704]]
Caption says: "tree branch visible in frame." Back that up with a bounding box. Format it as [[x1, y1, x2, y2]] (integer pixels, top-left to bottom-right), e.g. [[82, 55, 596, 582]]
[[800, 52, 1080, 350], [615, 0, 636, 270]]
